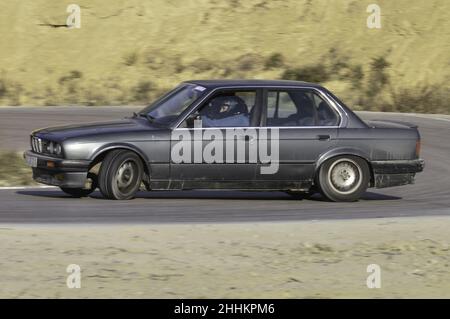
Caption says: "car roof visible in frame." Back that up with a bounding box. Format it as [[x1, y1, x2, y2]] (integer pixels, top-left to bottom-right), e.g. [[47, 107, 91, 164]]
[[184, 79, 323, 89]]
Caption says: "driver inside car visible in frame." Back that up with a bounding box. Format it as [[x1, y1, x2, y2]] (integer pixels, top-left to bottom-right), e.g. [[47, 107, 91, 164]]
[[200, 95, 250, 127]]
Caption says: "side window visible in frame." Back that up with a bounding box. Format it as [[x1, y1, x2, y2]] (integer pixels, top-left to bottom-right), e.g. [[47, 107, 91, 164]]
[[185, 90, 256, 128], [266, 89, 339, 127], [313, 93, 340, 126], [267, 92, 297, 123]]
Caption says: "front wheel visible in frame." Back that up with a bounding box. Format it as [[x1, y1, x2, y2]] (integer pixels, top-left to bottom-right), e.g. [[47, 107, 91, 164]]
[[98, 150, 144, 200], [317, 156, 370, 202]]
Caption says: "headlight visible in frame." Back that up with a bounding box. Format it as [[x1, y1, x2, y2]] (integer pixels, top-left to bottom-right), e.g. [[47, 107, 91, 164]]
[[45, 142, 53, 154], [54, 143, 62, 155], [45, 141, 62, 156]]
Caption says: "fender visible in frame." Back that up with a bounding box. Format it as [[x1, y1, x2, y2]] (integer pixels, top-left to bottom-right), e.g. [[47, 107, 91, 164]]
[[316, 147, 371, 170], [89, 143, 151, 173]]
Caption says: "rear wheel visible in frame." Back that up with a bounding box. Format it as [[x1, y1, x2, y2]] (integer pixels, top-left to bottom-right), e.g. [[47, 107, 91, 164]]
[[318, 156, 370, 202], [98, 150, 144, 200]]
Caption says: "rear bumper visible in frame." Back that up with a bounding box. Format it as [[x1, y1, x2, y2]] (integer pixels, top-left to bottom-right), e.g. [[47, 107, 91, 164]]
[[24, 150, 91, 188], [371, 159, 424, 188]]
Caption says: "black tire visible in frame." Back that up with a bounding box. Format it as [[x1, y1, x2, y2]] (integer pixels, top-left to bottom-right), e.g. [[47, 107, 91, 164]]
[[317, 155, 370, 202], [60, 187, 94, 198], [98, 150, 144, 200]]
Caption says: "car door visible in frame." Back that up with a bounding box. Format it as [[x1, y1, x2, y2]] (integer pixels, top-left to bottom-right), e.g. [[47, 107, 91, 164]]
[[169, 88, 263, 189], [254, 88, 340, 189]]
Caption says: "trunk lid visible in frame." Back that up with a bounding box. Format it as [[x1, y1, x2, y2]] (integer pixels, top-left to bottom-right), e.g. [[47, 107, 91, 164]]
[[365, 119, 418, 129]]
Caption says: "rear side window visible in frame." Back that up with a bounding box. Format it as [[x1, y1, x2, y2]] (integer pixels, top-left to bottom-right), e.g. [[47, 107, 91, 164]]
[[266, 89, 339, 127]]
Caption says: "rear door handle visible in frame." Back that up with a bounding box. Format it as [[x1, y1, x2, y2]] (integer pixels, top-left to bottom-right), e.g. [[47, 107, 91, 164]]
[[317, 134, 331, 141]]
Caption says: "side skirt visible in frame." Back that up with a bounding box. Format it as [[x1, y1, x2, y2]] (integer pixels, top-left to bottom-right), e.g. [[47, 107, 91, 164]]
[[149, 180, 313, 191]]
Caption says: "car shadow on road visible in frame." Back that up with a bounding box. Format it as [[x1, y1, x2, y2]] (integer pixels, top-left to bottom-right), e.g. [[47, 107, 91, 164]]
[[360, 191, 402, 201], [16, 190, 77, 199], [17, 189, 402, 201], [307, 191, 401, 202], [17, 190, 297, 201]]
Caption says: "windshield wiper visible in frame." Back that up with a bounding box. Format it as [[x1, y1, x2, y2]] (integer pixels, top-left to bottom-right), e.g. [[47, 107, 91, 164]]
[[137, 113, 156, 123], [145, 114, 156, 123]]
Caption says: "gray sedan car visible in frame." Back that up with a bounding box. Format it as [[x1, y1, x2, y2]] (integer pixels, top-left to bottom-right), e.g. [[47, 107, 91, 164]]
[[24, 80, 424, 201]]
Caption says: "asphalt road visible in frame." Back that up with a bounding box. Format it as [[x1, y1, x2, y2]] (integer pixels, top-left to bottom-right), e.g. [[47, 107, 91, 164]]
[[0, 107, 449, 224]]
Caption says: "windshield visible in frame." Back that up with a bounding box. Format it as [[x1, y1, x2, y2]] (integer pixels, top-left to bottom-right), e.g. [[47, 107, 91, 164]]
[[139, 84, 207, 125]]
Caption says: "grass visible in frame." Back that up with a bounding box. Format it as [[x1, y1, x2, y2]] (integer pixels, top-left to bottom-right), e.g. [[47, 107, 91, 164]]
[[0, 152, 35, 187], [0, 0, 448, 112]]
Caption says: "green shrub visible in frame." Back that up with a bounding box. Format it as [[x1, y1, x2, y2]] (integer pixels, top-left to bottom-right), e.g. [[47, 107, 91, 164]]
[[84, 88, 109, 106], [348, 64, 364, 88], [0, 77, 25, 105], [264, 53, 285, 69], [123, 52, 139, 66], [190, 58, 214, 73], [235, 53, 263, 71], [132, 80, 154, 103], [281, 65, 330, 83], [390, 85, 449, 114], [6, 82, 24, 106], [173, 56, 185, 74], [366, 56, 390, 98], [0, 78, 7, 99], [58, 70, 83, 84]]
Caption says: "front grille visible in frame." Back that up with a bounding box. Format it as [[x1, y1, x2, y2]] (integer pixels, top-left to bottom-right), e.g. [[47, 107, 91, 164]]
[[31, 136, 42, 153], [31, 136, 50, 154]]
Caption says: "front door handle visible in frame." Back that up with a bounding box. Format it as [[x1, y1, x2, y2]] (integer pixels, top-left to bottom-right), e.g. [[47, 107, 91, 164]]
[[317, 134, 331, 141]]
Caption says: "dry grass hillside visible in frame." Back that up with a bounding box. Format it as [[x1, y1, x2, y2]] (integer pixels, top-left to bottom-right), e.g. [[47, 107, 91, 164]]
[[0, 0, 449, 112]]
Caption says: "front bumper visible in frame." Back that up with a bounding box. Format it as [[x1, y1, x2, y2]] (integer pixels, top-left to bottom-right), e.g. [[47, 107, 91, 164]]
[[24, 150, 91, 188], [371, 159, 425, 188]]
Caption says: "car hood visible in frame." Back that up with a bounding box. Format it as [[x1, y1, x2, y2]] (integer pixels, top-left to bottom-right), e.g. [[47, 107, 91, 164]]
[[33, 118, 159, 141]]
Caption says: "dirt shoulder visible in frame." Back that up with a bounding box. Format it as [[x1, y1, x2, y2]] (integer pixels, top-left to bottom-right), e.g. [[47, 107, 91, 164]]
[[1, 216, 449, 298]]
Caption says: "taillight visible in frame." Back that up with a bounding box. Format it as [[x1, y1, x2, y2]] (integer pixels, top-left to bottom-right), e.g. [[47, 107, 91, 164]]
[[415, 140, 421, 158]]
